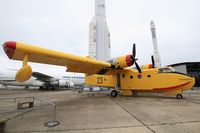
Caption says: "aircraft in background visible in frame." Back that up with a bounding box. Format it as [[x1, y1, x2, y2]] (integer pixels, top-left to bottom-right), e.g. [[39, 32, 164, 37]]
[[0, 69, 84, 90], [33, 72, 84, 90], [2, 42, 195, 99], [0, 69, 43, 88]]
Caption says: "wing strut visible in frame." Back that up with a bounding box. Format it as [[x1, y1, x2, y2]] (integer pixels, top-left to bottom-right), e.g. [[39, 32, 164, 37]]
[[23, 54, 28, 66]]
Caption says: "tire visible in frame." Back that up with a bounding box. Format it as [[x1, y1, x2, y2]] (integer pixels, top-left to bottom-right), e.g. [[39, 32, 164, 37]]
[[39, 86, 44, 90], [50, 87, 56, 91], [111, 90, 118, 97], [176, 94, 183, 99]]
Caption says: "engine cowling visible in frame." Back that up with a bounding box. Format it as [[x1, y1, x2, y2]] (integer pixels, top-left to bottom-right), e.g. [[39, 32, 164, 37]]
[[108, 54, 134, 68], [50, 80, 67, 87]]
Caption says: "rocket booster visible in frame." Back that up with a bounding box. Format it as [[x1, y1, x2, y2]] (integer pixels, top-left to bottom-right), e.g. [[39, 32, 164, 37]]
[[150, 21, 161, 67], [89, 0, 111, 61]]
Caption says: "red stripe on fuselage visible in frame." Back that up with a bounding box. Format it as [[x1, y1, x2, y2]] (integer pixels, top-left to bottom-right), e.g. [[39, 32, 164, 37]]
[[153, 81, 191, 92]]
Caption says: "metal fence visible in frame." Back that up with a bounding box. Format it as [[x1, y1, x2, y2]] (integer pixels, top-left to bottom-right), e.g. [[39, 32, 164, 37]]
[[0, 96, 59, 127]]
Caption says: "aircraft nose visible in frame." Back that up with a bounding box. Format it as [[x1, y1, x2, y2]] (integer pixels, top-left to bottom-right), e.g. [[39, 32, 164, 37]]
[[180, 75, 194, 81], [180, 75, 195, 87], [2, 41, 16, 59]]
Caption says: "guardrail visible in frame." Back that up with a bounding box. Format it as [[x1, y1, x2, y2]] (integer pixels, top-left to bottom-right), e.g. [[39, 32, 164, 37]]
[[0, 96, 59, 127]]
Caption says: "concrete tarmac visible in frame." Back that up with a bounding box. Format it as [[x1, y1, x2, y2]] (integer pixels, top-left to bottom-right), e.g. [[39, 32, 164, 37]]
[[1, 89, 200, 133]]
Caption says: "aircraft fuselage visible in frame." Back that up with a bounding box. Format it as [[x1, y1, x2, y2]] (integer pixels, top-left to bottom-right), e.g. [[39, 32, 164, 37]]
[[85, 67, 195, 97]]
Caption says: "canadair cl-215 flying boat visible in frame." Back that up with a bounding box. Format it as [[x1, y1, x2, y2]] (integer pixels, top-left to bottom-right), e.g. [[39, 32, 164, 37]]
[[2, 42, 195, 99]]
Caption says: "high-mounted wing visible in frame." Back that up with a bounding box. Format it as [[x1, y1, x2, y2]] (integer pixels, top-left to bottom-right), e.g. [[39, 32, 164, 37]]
[[3, 41, 112, 82]]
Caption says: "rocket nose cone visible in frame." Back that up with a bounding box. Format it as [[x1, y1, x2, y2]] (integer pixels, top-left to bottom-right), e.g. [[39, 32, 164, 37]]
[[150, 21, 155, 29], [2, 41, 16, 59]]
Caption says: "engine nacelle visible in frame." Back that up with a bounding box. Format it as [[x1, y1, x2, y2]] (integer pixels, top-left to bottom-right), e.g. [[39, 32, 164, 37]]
[[141, 64, 153, 70], [67, 82, 74, 88], [108, 54, 134, 68], [50, 80, 67, 87]]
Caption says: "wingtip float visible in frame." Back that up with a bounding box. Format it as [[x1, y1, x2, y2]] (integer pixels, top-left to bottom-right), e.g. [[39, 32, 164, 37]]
[[15, 65, 32, 82]]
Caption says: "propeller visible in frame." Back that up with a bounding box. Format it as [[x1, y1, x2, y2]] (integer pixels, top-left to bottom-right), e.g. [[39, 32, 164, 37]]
[[131, 43, 142, 73], [151, 55, 155, 68], [132, 43, 136, 58], [135, 61, 142, 73]]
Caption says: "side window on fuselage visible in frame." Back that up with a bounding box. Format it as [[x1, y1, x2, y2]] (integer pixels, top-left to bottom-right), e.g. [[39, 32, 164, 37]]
[[158, 68, 173, 73]]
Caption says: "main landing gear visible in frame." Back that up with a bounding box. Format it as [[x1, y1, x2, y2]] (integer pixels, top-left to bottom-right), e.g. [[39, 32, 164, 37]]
[[111, 90, 118, 97], [176, 94, 183, 99], [110, 73, 120, 97]]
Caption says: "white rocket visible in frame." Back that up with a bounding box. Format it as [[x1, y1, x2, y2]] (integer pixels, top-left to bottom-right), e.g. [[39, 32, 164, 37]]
[[89, 0, 111, 61], [150, 21, 161, 67]]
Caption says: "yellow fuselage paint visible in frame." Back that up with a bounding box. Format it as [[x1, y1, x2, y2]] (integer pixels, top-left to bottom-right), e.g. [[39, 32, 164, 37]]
[[85, 74, 117, 88], [85, 68, 195, 95]]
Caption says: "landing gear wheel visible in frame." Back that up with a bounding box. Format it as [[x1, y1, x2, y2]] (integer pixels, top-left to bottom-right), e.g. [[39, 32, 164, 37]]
[[39, 86, 44, 90], [111, 90, 118, 97], [176, 94, 183, 99], [50, 87, 56, 91]]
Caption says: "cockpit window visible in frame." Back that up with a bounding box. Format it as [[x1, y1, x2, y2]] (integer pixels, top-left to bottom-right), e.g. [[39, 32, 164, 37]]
[[158, 67, 175, 73]]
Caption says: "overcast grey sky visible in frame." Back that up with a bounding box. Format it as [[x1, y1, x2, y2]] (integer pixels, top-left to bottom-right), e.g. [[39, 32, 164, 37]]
[[0, 0, 199, 75]]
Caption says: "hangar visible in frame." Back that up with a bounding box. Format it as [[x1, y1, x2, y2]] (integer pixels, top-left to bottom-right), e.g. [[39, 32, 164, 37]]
[[169, 62, 200, 87]]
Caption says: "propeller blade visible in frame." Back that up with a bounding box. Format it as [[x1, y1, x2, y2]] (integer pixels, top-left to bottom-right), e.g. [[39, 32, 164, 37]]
[[135, 61, 142, 73], [151, 55, 155, 68], [132, 43, 136, 58], [131, 43, 141, 73]]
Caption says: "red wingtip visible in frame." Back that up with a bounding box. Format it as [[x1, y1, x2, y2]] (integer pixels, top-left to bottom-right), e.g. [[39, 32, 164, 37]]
[[2, 41, 16, 59]]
